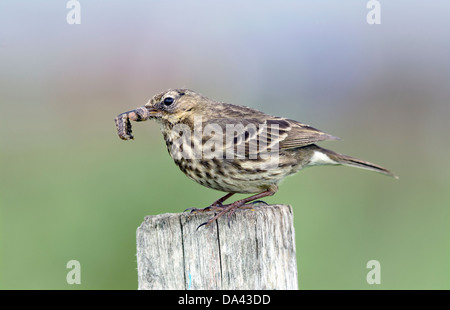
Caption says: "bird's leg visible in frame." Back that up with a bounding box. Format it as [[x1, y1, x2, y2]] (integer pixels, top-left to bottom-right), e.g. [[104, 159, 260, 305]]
[[197, 187, 277, 229], [115, 106, 152, 140], [210, 192, 235, 208], [185, 193, 235, 213]]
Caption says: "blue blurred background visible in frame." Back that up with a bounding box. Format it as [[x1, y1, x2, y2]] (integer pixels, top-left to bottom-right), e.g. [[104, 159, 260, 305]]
[[1, 0, 449, 289]]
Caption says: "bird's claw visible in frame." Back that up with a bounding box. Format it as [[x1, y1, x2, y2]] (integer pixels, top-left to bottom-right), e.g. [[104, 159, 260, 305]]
[[184, 201, 227, 214], [189, 194, 271, 230], [196, 221, 211, 231], [184, 206, 211, 214], [248, 200, 268, 206], [194, 203, 241, 230]]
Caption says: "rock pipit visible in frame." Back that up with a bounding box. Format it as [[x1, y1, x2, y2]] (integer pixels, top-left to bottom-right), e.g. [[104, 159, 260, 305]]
[[115, 89, 397, 227]]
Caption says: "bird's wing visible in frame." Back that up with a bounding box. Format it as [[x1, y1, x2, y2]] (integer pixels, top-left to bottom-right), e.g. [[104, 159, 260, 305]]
[[201, 118, 339, 158], [276, 118, 340, 149]]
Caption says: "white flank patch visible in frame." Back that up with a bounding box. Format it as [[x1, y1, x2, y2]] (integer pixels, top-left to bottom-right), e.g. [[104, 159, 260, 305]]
[[309, 151, 338, 166]]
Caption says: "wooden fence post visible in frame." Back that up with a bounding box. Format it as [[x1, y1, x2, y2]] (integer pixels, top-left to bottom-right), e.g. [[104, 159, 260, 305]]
[[136, 204, 298, 290]]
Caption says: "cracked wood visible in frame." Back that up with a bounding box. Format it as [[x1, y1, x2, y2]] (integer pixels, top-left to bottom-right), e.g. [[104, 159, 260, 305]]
[[136, 204, 298, 290]]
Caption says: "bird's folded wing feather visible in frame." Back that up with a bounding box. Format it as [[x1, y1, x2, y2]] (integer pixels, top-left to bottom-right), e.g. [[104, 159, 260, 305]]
[[201, 118, 339, 157], [277, 118, 340, 149]]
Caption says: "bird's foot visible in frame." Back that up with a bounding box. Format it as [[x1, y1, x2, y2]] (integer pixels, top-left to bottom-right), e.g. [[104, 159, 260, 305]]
[[196, 201, 247, 230], [193, 190, 276, 230], [184, 201, 225, 214], [185, 192, 236, 214]]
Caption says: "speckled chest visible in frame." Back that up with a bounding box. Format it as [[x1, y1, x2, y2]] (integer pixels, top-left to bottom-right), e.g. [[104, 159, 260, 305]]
[[158, 120, 307, 193]]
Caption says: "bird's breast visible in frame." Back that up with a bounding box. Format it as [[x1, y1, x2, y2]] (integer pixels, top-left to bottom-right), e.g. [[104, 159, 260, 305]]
[[160, 124, 306, 193], [169, 155, 300, 194]]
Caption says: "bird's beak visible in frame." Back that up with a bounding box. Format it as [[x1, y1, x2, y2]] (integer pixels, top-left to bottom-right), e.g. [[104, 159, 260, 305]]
[[143, 105, 162, 118], [121, 105, 162, 123]]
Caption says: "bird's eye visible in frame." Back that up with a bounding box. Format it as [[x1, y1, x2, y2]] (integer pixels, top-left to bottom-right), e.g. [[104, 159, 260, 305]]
[[163, 97, 174, 106]]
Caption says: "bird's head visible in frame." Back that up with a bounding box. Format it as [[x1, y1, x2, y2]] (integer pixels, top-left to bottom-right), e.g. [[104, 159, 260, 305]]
[[144, 89, 206, 124]]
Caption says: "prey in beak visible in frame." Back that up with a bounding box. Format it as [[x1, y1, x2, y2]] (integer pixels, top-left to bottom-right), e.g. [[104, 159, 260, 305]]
[[114, 105, 161, 140], [115, 89, 191, 140]]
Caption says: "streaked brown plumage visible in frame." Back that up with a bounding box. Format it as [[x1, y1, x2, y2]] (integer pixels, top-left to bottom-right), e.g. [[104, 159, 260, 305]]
[[115, 89, 397, 227]]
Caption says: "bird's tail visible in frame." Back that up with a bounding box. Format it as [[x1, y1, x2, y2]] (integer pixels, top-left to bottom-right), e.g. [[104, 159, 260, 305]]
[[311, 146, 398, 179]]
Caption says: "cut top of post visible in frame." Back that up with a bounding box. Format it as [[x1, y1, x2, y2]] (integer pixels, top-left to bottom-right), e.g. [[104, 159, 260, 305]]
[[136, 204, 298, 290]]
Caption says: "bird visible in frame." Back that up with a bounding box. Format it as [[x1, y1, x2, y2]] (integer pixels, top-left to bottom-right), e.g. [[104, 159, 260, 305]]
[[115, 89, 397, 227]]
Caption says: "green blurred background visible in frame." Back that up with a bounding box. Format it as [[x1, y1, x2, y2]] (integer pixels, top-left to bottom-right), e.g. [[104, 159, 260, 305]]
[[1, 0, 449, 289]]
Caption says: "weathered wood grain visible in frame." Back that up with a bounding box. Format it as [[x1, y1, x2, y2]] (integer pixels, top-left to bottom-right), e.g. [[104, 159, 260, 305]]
[[136, 204, 298, 290]]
